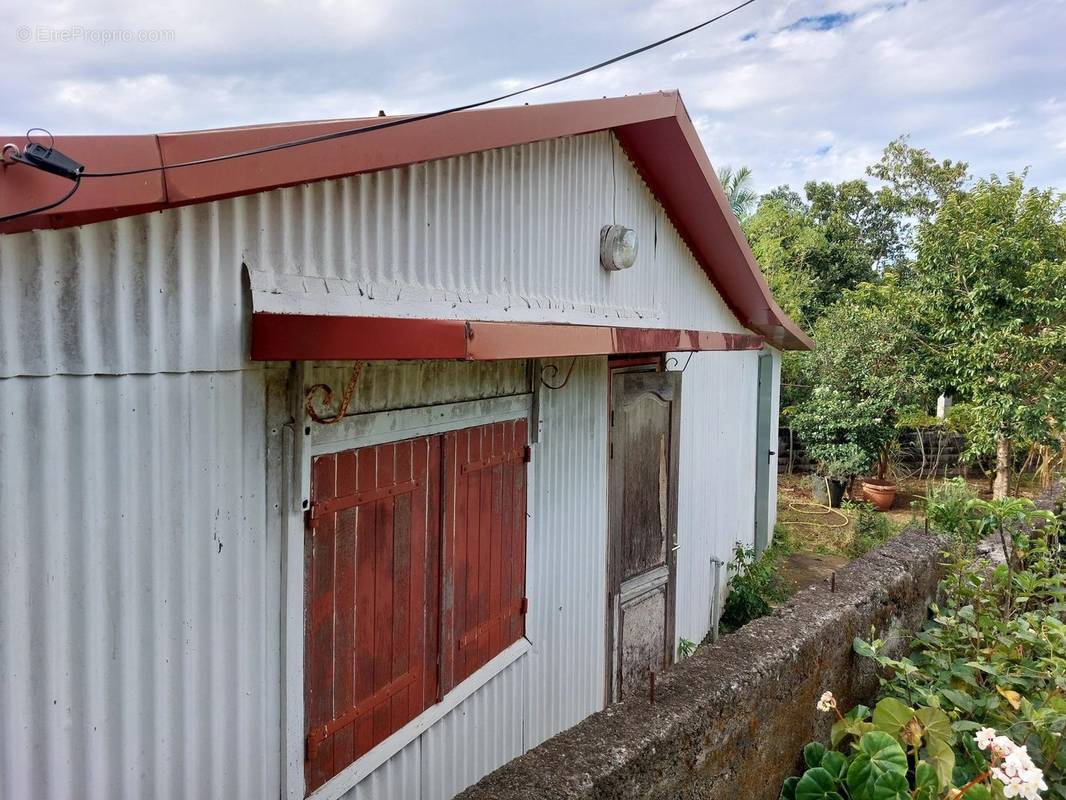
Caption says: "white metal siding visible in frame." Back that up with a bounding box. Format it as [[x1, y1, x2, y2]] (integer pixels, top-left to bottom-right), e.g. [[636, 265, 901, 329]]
[[0, 208, 247, 378], [672, 350, 762, 647], [0, 368, 280, 800], [243, 132, 743, 333]]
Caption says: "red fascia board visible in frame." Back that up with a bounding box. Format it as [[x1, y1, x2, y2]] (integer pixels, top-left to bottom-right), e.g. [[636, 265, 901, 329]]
[[250, 313, 764, 362]]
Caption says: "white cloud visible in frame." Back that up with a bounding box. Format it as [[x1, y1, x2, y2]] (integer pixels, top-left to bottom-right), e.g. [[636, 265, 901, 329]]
[[964, 117, 1018, 136], [0, 0, 1063, 194]]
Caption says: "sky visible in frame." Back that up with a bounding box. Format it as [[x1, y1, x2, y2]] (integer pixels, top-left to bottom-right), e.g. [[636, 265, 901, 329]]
[[3, 0, 1066, 194]]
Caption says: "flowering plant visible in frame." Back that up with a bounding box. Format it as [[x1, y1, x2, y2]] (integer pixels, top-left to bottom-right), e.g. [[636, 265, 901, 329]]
[[779, 694, 1047, 800]]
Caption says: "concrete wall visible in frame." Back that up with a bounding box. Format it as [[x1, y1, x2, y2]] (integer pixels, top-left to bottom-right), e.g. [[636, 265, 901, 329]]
[[458, 530, 945, 800]]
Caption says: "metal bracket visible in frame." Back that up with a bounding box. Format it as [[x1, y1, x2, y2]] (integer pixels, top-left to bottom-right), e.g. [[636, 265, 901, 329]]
[[664, 352, 694, 373], [538, 357, 577, 390]]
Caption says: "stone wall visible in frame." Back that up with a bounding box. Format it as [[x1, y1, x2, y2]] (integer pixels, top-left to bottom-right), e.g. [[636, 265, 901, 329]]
[[459, 530, 946, 800]]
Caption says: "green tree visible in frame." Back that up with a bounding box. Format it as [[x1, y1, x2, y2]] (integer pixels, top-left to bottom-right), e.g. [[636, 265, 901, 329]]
[[789, 279, 928, 484], [717, 164, 758, 219], [743, 188, 820, 328], [867, 135, 970, 220], [804, 179, 905, 304], [744, 182, 904, 324], [909, 174, 1066, 498]]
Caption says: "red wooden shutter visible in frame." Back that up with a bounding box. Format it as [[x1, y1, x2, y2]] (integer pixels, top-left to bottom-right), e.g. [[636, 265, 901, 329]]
[[304, 435, 441, 795], [440, 419, 529, 691]]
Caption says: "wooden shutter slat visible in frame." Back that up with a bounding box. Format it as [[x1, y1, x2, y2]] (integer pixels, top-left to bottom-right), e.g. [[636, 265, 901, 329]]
[[423, 438, 442, 706], [352, 449, 378, 763], [371, 444, 396, 749]]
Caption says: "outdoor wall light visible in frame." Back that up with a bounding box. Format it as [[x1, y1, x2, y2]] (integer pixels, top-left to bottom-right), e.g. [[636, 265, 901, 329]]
[[600, 224, 638, 271]]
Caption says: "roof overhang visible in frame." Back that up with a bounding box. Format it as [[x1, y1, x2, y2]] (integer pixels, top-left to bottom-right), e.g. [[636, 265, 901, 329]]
[[250, 314, 764, 361], [0, 91, 812, 350]]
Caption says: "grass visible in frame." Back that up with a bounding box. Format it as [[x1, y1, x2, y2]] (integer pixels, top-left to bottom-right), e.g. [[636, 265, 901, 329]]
[[776, 474, 915, 558]]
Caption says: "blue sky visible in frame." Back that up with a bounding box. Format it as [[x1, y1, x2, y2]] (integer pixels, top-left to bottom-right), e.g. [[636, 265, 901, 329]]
[[4, 0, 1066, 194]]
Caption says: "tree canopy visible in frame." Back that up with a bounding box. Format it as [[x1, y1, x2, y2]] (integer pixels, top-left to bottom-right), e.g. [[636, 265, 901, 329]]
[[742, 141, 1065, 495]]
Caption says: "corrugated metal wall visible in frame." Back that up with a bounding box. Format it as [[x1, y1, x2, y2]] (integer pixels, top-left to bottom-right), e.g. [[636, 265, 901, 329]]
[[0, 368, 281, 800], [0, 127, 778, 800], [672, 350, 762, 647], [239, 131, 744, 333]]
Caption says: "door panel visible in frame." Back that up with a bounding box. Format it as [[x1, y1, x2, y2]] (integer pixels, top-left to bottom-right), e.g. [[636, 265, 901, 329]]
[[607, 369, 681, 703]]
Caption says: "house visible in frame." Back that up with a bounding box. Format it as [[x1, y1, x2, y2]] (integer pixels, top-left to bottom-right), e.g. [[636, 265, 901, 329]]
[[0, 91, 812, 800]]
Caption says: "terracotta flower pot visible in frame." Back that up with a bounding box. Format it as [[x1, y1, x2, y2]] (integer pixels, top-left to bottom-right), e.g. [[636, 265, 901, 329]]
[[862, 478, 897, 511]]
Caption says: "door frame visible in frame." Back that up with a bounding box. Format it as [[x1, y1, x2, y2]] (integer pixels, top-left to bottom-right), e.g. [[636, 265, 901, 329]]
[[604, 357, 682, 704], [754, 351, 774, 553]]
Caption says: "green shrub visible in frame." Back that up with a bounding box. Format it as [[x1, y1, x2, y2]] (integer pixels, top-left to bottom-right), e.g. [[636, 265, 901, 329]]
[[719, 543, 784, 633], [848, 502, 894, 557], [781, 695, 1051, 800], [854, 503, 1066, 798], [923, 478, 984, 540]]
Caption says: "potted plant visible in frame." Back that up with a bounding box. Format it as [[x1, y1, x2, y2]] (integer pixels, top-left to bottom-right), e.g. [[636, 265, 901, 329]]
[[801, 283, 930, 513], [792, 388, 888, 508], [861, 437, 899, 511]]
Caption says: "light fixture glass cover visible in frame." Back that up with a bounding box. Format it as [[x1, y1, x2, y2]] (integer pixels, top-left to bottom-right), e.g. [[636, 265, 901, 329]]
[[599, 224, 638, 271]]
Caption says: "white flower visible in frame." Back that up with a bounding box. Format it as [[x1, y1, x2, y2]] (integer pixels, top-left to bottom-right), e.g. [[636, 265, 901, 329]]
[[816, 691, 836, 713], [975, 727, 998, 750], [986, 736, 1047, 800], [991, 734, 1018, 758]]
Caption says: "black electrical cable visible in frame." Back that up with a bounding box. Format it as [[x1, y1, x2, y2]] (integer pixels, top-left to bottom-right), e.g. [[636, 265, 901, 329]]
[[0, 174, 81, 224], [1, 0, 758, 222], [81, 0, 758, 178]]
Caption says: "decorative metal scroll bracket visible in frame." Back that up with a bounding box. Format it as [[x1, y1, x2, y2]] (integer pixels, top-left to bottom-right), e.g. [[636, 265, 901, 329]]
[[665, 352, 694, 373], [304, 361, 365, 425], [538, 357, 577, 390]]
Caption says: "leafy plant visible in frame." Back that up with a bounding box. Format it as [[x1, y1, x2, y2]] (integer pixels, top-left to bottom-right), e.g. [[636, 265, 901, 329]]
[[781, 695, 1049, 799], [791, 387, 894, 480], [677, 637, 697, 660], [848, 503, 894, 557], [923, 477, 982, 538], [719, 543, 785, 633], [854, 508, 1066, 797]]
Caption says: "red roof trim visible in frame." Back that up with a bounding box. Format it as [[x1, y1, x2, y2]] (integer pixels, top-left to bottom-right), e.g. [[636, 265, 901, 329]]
[[0, 92, 812, 350], [250, 314, 764, 361]]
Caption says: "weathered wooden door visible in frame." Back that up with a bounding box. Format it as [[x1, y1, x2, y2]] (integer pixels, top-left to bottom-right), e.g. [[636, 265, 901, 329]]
[[607, 369, 681, 703]]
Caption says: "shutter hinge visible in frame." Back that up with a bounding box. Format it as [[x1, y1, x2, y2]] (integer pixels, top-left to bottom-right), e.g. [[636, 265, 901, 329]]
[[306, 728, 326, 760], [522, 445, 532, 463], [520, 597, 529, 615], [304, 506, 318, 529], [609, 441, 613, 459]]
